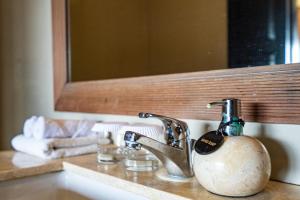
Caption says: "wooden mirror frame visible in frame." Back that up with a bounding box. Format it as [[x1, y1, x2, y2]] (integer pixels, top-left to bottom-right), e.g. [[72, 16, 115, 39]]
[[52, 0, 300, 124]]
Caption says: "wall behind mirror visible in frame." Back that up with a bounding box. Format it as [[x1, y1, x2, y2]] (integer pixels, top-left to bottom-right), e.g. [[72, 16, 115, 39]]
[[68, 0, 300, 82]]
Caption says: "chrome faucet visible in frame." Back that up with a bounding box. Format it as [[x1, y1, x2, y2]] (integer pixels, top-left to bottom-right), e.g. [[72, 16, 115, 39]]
[[124, 112, 195, 178]]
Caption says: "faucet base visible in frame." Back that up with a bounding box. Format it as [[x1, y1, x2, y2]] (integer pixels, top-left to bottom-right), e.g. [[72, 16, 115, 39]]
[[155, 168, 193, 183]]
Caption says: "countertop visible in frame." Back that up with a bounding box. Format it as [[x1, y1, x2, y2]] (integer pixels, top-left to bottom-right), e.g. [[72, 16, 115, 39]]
[[1, 151, 300, 200], [0, 151, 62, 181]]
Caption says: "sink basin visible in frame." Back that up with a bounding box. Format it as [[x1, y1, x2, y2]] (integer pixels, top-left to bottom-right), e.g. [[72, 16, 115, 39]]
[[0, 171, 149, 200]]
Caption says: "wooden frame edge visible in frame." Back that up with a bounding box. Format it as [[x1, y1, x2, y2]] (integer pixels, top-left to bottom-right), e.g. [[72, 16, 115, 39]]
[[52, 0, 67, 106]]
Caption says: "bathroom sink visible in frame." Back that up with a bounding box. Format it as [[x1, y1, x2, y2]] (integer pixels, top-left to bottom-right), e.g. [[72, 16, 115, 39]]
[[0, 171, 149, 200]]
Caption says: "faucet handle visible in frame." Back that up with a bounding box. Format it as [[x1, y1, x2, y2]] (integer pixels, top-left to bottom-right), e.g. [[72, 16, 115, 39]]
[[139, 112, 188, 130], [138, 112, 189, 147], [124, 131, 141, 150]]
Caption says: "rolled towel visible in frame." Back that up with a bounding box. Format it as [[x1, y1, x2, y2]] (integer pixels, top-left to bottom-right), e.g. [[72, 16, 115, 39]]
[[23, 116, 96, 140], [11, 134, 110, 159], [71, 120, 97, 138], [23, 116, 39, 138], [32, 117, 68, 140]]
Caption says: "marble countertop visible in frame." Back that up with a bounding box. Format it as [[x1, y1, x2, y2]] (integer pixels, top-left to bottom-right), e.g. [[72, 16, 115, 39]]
[[1, 151, 300, 200], [0, 151, 62, 181]]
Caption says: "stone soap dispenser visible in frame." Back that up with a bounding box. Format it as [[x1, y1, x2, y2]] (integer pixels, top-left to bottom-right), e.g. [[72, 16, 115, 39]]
[[193, 99, 271, 197]]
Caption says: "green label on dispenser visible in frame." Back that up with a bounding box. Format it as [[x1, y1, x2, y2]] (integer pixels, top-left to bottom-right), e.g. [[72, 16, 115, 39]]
[[221, 114, 244, 136]]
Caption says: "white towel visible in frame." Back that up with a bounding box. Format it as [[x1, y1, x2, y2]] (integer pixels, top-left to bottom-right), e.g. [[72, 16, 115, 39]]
[[23, 116, 39, 138], [91, 122, 129, 144], [23, 116, 96, 140], [117, 123, 165, 146], [64, 119, 97, 138], [91, 122, 129, 133], [11, 134, 109, 159]]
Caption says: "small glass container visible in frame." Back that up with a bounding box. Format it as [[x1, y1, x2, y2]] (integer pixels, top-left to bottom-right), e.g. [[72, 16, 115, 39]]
[[97, 131, 120, 164], [97, 144, 119, 164], [123, 149, 159, 171]]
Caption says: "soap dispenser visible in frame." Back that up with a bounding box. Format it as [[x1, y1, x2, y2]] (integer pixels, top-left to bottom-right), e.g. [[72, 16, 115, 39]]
[[193, 98, 271, 197]]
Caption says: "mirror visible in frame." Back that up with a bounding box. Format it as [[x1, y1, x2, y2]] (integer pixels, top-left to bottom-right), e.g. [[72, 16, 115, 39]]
[[67, 0, 300, 82], [52, 0, 300, 124]]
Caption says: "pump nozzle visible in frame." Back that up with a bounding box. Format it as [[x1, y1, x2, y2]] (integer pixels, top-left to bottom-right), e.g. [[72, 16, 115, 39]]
[[207, 101, 225, 109], [207, 98, 244, 136]]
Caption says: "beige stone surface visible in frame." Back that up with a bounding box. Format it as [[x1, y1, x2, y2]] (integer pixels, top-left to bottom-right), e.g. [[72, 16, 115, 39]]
[[64, 154, 299, 200], [0, 151, 299, 200], [0, 151, 62, 181], [193, 136, 271, 197]]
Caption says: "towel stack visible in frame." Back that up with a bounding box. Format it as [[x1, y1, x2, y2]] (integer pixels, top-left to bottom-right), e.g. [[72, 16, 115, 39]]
[[91, 122, 129, 144], [12, 116, 166, 159], [117, 123, 165, 146], [11, 116, 110, 159]]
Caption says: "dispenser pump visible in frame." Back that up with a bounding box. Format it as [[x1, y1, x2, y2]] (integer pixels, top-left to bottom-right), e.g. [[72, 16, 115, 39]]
[[207, 98, 244, 136]]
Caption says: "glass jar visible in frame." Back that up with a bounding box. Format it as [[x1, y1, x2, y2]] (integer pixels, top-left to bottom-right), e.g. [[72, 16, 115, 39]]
[[123, 148, 159, 172]]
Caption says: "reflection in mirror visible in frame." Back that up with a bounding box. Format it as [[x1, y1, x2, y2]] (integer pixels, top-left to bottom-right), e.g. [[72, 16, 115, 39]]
[[68, 0, 300, 82]]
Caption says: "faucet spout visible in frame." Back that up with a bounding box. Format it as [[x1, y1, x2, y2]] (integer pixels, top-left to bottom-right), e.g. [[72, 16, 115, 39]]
[[124, 131, 194, 178]]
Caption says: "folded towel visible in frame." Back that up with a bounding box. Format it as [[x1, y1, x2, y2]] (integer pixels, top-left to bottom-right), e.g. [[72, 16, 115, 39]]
[[65, 119, 96, 138], [23, 116, 96, 140], [117, 123, 165, 146], [91, 122, 129, 144], [91, 122, 129, 133], [11, 134, 109, 159]]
